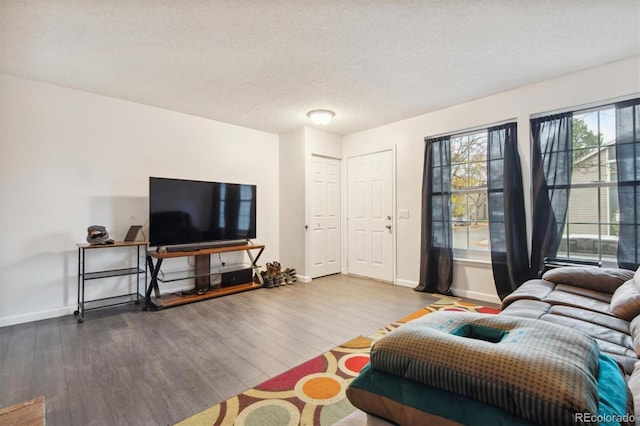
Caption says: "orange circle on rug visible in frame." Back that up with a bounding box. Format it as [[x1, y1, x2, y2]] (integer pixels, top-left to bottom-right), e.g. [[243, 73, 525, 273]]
[[303, 376, 341, 399], [295, 373, 347, 405]]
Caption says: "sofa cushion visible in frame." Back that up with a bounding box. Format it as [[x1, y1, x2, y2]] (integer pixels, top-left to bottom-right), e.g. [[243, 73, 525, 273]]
[[501, 279, 554, 309], [548, 305, 630, 334], [500, 299, 551, 319], [543, 289, 612, 315], [542, 267, 634, 294], [591, 339, 638, 375], [554, 284, 613, 303], [539, 313, 636, 374], [541, 313, 633, 352], [610, 279, 640, 321]]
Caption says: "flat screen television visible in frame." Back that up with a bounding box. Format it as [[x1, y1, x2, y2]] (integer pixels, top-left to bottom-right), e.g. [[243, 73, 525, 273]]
[[149, 177, 257, 249]]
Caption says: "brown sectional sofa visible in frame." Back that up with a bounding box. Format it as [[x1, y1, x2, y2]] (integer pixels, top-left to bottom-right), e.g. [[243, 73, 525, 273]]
[[501, 265, 640, 413]]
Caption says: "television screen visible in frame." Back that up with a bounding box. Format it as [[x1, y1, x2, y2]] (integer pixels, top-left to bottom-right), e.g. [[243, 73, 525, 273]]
[[149, 177, 257, 248]]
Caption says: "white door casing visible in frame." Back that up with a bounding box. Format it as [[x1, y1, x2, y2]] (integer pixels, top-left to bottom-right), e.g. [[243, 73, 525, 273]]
[[347, 150, 393, 282], [309, 155, 341, 278]]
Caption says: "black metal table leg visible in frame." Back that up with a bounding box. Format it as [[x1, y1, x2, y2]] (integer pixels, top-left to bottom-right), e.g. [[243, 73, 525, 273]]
[[145, 255, 163, 310]]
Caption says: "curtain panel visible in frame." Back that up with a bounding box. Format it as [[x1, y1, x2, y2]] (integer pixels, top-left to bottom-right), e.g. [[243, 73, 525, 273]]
[[615, 98, 640, 270], [487, 123, 531, 299], [530, 113, 573, 276], [416, 136, 454, 295]]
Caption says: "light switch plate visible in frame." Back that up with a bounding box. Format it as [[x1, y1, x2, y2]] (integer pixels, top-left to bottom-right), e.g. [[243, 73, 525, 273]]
[[398, 209, 410, 219]]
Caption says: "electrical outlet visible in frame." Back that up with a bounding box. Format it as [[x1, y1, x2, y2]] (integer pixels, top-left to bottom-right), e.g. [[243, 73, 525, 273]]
[[398, 209, 410, 219]]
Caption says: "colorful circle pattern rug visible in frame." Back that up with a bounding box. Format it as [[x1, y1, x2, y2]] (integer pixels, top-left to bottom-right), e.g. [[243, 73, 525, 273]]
[[179, 336, 373, 426], [177, 297, 500, 426]]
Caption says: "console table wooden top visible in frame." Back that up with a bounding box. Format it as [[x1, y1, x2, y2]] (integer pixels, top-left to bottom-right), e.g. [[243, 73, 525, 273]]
[[77, 241, 149, 249]]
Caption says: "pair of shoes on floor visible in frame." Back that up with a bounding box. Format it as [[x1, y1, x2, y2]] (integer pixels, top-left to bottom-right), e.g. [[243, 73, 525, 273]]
[[260, 271, 282, 288], [282, 268, 296, 284]]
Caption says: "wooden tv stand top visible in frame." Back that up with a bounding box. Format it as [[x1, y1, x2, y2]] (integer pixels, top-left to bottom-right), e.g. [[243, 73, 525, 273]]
[[149, 243, 265, 259]]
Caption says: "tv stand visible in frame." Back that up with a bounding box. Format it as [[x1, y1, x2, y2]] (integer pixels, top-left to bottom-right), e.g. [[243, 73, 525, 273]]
[[145, 243, 264, 310]]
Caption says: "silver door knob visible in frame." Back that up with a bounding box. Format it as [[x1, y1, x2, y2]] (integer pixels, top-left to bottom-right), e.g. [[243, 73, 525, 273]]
[[385, 224, 392, 230]]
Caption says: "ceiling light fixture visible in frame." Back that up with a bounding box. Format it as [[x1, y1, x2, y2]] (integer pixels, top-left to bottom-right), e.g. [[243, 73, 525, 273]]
[[307, 109, 335, 125]]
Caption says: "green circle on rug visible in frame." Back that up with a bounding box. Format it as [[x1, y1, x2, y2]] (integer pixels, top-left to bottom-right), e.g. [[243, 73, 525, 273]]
[[236, 400, 300, 426]]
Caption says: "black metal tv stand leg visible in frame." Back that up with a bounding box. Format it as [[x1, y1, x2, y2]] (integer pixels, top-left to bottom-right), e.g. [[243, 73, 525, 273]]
[[145, 256, 163, 310]]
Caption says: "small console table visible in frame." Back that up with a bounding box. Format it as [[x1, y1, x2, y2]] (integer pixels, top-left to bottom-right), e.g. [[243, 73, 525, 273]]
[[145, 243, 265, 310], [76, 241, 148, 323]]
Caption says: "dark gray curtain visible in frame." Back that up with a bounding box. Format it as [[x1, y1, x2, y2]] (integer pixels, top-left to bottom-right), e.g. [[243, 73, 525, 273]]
[[530, 113, 573, 276], [415, 136, 454, 295], [615, 98, 640, 270], [487, 123, 531, 299]]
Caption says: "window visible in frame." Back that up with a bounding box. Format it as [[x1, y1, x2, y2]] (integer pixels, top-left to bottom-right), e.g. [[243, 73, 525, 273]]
[[237, 184, 253, 232], [450, 130, 490, 255], [558, 106, 619, 265], [218, 183, 227, 228]]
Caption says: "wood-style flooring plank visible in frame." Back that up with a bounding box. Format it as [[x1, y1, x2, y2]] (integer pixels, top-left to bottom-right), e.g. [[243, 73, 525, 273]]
[[0, 323, 36, 407], [0, 274, 447, 425], [0, 325, 14, 372]]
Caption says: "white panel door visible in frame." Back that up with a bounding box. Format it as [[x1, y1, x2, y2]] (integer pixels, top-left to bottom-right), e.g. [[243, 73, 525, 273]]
[[309, 156, 341, 278], [347, 150, 393, 282]]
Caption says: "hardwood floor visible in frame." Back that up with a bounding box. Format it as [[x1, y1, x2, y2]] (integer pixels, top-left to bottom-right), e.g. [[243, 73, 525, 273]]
[[0, 274, 444, 425]]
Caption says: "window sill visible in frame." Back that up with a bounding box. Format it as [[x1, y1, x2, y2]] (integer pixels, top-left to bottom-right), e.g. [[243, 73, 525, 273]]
[[453, 257, 492, 267]]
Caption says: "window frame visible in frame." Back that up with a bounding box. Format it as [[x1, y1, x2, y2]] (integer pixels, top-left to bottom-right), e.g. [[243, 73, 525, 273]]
[[539, 104, 620, 267], [449, 128, 492, 262]]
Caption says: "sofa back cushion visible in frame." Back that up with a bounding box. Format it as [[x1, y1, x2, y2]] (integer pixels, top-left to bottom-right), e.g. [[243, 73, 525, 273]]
[[542, 267, 634, 294], [610, 279, 640, 321]]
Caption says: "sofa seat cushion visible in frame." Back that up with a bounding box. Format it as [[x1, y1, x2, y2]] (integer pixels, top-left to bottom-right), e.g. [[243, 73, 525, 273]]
[[500, 299, 551, 319], [541, 313, 633, 353], [501, 282, 613, 314], [548, 305, 630, 334], [542, 289, 612, 315], [539, 313, 636, 374], [503, 302, 637, 374], [591, 339, 638, 375]]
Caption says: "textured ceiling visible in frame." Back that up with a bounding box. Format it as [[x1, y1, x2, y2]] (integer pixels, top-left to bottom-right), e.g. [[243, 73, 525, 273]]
[[1, 1, 639, 136]]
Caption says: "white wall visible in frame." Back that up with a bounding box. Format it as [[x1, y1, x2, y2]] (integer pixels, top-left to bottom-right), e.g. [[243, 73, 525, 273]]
[[343, 56, 640, 304], [0, 73, 280, 326], [279, 128, 306, 275]]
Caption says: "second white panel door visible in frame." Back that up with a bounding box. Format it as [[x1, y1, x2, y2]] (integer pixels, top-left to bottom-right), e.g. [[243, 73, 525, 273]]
[[309, 155, 341, 278]]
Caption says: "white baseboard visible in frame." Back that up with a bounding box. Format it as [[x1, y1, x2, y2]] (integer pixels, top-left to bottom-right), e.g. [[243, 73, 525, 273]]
[[0, 306, 76, 327], [451, 288, 501, 305], [394, 279, 500, 305], [297, 274, 312, 283], [395, 279, 417, 288]]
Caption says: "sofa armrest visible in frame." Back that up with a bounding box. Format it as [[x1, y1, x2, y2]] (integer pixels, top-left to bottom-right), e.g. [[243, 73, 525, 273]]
[[542, 266, 634, 295]]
